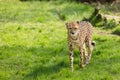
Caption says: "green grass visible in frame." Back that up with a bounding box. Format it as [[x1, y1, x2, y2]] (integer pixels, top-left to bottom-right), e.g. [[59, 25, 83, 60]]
[[0, 0, 120, 80]]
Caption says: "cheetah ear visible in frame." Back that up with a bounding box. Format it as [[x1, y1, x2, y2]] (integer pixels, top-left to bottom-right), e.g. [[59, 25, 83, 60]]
[[65, 22, 68, 28], [65, 22, 68, 26], [76, 21, 80, 24]]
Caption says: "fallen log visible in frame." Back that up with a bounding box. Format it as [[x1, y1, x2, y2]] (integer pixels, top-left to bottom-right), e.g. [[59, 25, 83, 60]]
[[82, 7, 120, 28]]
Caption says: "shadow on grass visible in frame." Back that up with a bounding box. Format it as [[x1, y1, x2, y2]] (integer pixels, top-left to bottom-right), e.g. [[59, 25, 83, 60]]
[[0, 45, 68, 79], [24, 61, 68, 80]]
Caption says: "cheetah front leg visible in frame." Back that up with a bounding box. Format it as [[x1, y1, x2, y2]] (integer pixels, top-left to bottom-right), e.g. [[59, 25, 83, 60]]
[[69, 44, 74, 71], [79, 47, 85, 68]]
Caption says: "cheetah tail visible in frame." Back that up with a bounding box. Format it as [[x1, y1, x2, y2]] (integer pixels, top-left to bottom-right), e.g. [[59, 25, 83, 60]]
[[91, 41, 96, 46], [91, 41, 96, 50]]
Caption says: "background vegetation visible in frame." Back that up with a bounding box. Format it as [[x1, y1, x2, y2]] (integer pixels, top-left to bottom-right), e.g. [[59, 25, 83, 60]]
[[0, 0, 120, 80]]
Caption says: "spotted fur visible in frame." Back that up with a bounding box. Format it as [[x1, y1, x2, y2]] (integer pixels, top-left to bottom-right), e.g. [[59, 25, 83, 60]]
[[66, 21, 96, 71]]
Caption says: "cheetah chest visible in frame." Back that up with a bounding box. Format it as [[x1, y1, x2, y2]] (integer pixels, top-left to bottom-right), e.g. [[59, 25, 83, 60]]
[[70, 38, 81, 47]]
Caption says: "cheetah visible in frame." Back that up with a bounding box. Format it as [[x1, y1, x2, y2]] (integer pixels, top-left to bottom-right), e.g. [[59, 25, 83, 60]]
[[66, 21, 96, 71]]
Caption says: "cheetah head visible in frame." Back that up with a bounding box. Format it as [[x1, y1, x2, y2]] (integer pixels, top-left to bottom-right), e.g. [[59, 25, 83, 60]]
[[66, 21, 79, 37]]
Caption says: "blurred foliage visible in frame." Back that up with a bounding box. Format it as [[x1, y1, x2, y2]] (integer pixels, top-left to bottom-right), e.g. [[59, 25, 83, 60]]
[[74, 0, 116, 3], [19, 0, 116, 3], [101, 3, 120, 14], [105, 19, 117, 29], [20, 0, 50, 1], [112, 25, 120, 35]]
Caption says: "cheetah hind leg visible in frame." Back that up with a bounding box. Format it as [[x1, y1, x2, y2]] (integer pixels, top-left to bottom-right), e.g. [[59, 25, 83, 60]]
[[82, 43, 89, 65], [83, 50, 89, 65], [85, 41, 96, 65], [84, 55, 90, 65]]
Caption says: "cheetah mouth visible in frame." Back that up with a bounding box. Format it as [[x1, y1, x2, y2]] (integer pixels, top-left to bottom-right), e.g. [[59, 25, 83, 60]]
[[70, 35, 78, 40], [71, 37, 78, 40]]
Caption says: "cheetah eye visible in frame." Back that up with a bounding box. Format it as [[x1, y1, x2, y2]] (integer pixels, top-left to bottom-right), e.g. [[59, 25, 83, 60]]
[[69, 28, 72, 29]]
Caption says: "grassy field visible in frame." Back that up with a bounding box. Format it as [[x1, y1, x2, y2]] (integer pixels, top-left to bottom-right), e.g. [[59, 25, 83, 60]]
[[0, 0, 120, 80]]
